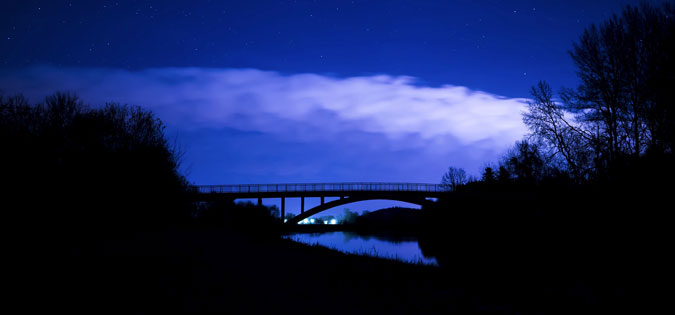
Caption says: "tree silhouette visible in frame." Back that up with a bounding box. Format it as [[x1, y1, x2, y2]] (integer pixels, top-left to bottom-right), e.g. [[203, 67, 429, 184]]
[[1, 92, 191, 237], [497, 166, 511, 184], [523, 2, 675, 179], [481, 167, 495, 184], [524, 81, 592, 179], [440, 166, 467, 191], [501, 140, 547, 184]]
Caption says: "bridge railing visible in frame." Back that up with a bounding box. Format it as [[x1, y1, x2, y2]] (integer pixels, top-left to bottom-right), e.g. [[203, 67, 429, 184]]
[[192, 182, 448, 194]]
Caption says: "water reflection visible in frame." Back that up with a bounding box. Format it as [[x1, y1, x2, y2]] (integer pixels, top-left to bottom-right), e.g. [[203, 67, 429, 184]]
[[284, 231, 438, 266]]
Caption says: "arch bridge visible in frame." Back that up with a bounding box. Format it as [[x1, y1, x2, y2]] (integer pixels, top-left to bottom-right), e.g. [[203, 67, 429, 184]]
[[192, 182, 448, 224]]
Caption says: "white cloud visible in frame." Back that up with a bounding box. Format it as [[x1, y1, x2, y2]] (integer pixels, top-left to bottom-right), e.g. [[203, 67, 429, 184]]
[[0, 66, 530, 181], [1, 66, 528, 146]]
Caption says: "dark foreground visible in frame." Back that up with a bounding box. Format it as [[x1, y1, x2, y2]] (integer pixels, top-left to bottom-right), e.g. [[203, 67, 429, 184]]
[[57, 228, 449, 314], [22, 224, 662, 314]]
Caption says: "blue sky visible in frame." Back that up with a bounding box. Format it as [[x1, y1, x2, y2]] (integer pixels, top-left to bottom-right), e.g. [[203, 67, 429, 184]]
[[1, 0, 667, 215], [3, 0, 652, 96]]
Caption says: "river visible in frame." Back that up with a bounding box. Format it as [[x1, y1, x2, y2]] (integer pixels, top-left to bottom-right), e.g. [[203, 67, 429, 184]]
[[283, 231, 438, 266]]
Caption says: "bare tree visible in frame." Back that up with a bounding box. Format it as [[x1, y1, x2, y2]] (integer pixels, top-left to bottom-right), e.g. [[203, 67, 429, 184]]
[[523, 81, 592, 179], [564, 3, 675, 162], [440, 166, 467, 191], [524, 3, 675, 182]]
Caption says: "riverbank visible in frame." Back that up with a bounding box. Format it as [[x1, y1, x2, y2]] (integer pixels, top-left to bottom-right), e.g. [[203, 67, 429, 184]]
[[54, 227, 456, 314], [35, 225, 652, 314]]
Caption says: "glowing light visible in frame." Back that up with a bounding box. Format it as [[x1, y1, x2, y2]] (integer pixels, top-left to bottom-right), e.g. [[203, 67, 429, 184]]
[[310, 218, 315, 224], [323, 220, 328, 224], [284, 219, 287, 223], [330, 219, 337, 225], [302, 218, 309, 224]]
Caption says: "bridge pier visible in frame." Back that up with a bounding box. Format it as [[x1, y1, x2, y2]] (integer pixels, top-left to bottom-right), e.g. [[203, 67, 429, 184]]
[[321, 196, 324, 205], [301, 197, 304, 213], [257, 197, 262, 206], [281, 197, 285, 220]]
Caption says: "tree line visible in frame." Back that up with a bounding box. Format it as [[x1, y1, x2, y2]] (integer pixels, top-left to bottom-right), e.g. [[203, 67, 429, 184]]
[[1, 92, 192, 237], [443, 2, 675, 190]]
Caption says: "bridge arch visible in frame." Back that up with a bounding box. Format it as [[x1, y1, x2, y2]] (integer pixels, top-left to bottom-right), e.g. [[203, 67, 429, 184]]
[[287, 196, 432, 224], [192, 182, 447, 224]]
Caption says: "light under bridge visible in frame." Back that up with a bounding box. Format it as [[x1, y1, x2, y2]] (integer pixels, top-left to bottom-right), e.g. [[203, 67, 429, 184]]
[[192, 182, 449, 224]]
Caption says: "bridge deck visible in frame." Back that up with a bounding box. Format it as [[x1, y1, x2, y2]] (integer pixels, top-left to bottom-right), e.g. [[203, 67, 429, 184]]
[[193, 182, 447, 198]]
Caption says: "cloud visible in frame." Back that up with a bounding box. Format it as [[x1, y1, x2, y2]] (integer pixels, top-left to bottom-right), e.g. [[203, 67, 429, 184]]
[[2, 66, 527, 145], [0, 66, 529, 182]]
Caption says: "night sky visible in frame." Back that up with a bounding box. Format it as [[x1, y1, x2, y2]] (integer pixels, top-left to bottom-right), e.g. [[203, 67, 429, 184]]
[[0, 0, 665, 214]]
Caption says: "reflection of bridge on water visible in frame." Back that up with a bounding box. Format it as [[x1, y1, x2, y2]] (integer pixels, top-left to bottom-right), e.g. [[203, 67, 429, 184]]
[[192, 183, 449, 224]]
